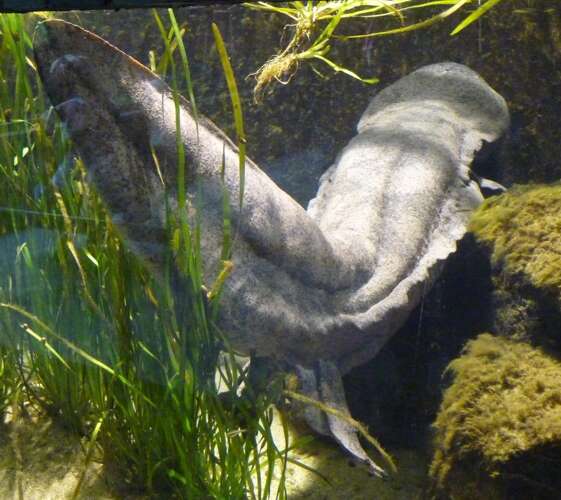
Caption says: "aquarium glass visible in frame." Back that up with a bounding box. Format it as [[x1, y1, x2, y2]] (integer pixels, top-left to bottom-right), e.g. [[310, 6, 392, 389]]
[[0, 2, 560, 498]]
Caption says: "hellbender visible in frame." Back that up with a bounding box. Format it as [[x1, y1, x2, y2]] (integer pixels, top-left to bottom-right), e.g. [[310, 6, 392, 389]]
[[34, 19, 509, 476]]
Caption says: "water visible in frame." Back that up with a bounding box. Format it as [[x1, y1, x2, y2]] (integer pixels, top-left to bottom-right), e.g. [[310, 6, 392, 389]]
[[0, 3, 560, 499]]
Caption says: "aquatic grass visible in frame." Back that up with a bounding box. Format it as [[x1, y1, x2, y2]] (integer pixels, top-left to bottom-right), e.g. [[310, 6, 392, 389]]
[[0, 343, 18, 420], [0, 10, 291, 499], [450, 0, 504, 35], [244, 0, 507, 99], [248, 0, 383, 100], [0, 12, 71, 422], [212, 22, 246, 207]]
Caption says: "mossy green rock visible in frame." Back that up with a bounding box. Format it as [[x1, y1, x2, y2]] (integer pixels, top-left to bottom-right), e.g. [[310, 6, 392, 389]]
[[469, 184, 561, 348], [469, 184, 561, 298], [430, 333, 561, 499]]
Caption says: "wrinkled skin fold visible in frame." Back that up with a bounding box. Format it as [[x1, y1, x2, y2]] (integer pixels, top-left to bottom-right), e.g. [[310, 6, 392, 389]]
[[34, 20, 509, 477]]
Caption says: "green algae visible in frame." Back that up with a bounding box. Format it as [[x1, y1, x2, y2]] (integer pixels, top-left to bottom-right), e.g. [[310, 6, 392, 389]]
[[430, 333, 561, 499], [469, 184, 561, 298]]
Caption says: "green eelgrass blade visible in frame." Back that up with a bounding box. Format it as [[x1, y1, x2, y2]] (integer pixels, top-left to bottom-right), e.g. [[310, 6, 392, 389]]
[[314, 2, 346, 46], [342, 0, 472, 39], [285, 388, 397, 474], [153, 9, 192, 275], [167, 9, 199, 125], [211, 23, 246, 208], [20, 322, 71, 370], [313, 54, 379, 84], [71, 412, 105, 500], [286, 457, 332, 485], [451, 0, 503, 34]]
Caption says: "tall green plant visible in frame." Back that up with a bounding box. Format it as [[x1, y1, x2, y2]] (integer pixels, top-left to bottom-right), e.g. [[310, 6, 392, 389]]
[[244, 0, 505, 100], [0, 10, 291, 499]]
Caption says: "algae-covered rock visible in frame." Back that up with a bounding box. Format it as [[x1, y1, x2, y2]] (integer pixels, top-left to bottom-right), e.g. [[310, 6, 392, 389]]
[[430, 333, 561, 499], [469, 184, 561, 347], [469, 184, 561, 297]]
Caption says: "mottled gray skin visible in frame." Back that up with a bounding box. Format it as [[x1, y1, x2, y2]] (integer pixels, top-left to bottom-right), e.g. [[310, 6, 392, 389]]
[[34, 20, 509, 477], [308, 63, 510, 373]]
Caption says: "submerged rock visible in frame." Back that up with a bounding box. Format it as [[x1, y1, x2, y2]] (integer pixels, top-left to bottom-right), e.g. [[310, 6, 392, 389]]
[[469, 184, 561, 348], [430, 333, 561, 500], [429, 183, 561, 498], [470, 184, 561, 299]]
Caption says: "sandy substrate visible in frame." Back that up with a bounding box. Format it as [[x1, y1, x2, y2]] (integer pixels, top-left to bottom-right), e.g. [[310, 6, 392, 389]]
[[0, 410, 427, 499], [269, 415, 428, 500], [0, 414, 114, 500]]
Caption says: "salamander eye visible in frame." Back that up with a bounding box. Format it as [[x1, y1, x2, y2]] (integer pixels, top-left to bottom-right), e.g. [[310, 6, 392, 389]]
[[47, 54, 92, 105], [49, 54, 87, 77], [55, 97, 88, 134]]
